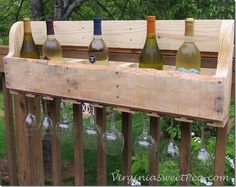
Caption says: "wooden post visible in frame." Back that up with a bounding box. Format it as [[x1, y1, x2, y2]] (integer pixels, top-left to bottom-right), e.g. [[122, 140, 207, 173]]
[[2, 75, 18, 185], [180, 122, 192, 186], [213, 120, 229, 186], [73, 104, 84, 185], [121, 112, 132, 185], [95, 107, 106, 185], [14, 95, 44, 185], [149, 117, 160, 186], [47, 99, 61, 185]]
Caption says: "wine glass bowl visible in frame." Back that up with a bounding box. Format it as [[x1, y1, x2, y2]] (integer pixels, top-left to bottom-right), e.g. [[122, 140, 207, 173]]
[[23, 113, 40, 136], [102, 127, 124, 156], [134, 133, 157, 161], [83, 123, 102, 150], [166, 141, 179, 157]]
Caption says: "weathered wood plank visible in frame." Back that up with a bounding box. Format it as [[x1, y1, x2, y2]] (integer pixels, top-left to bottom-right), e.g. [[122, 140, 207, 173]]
[[4, 57, 226, 125], [2, 75, 18, 185], [121, 112, 132, 185], [73, 104, 84, 185], [95, 107, 106, 185], [180, 123, 192, 186], [47, 99, 61, 185], [8, 20, 223, 58], [213, 120, 229, 186], [149, 117, 160, 186]]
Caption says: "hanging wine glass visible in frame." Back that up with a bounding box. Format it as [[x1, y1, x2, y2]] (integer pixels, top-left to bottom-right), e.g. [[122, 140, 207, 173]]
[[56, 102, 73, 141], [134, 113, 157, 161], [83, 105, 101, 150], [191, 121, 213, 178], [160, 117, 179, 177], [41, 100, 54, 140], [102, 107, 124, 155], [23, 97, 40, 136]]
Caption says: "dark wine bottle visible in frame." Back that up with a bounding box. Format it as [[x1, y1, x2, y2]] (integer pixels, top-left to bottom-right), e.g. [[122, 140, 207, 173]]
[[139, 16, 163, 70], [20, 18, 39, 59], [88, 17, 108, 65], [176, 18, 201, 74], [42, 20, 62, 60]]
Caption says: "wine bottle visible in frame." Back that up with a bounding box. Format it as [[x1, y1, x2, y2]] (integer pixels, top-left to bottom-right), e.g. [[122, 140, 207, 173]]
[[20, 18, 39, 59], [176, 18, 201, 74], [88, 17, 108, 65], [42, 20, 63, 60], [139, 16, 163, 70]]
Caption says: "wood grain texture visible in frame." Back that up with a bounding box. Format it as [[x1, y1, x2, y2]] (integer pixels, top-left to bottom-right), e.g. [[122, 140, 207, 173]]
[[121, 112, 132, 185], [47, 99, 61, 185], [213, 120, 229, 186], [149, 117, 160, 186], [180, 123, 192, 186], [4, 57, 226, 125], [73, 104, 84, 185], [95, 107, 106, 185], [7, 20, 224, 56], [2, 75, 18, 185]]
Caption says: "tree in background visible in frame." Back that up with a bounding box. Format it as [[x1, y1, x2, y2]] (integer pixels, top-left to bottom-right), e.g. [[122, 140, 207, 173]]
[[0, 0, 234, 45]]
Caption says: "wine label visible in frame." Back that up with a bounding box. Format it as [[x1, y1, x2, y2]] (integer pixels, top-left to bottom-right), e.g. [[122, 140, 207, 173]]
[[89, 56, 96, 63], [177, 67, 199, 74]]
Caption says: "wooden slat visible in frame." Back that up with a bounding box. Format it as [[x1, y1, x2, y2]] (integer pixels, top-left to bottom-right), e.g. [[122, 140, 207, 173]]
[[73, 104, 84, 185], [149, 117, 160, 186], [2, 75, 18, 185], [14, 94, 30, 185], [180, 123, 192, 186], [213, 120, 229, 186], [4, 57, 226, 125], [121, 112, 132, 185], [47, 99, 61, 185], [27, 97, 45, 185], [95, 107, 106, 185]]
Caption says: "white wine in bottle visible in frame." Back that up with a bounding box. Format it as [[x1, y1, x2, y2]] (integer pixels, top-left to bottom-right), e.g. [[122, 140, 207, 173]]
[[139, 16, 163, 70], [42, 20, 62, 61], [88, 17, 109, 65], [176, 18, 201, 74], [20, 18, 39, 59]]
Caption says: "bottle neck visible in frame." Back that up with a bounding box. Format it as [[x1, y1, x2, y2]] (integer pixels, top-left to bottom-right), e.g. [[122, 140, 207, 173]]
[[47, 35, 56, 39], [93, 35, 102, 39], [23, 20, 32, 34], [46, 21, 55, 35], [94, 19, 102, 35], [147, 20, 156, 36], [185, 22, 194, 37]]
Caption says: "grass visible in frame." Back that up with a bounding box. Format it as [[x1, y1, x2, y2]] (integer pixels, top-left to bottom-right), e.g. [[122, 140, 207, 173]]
[[0, 94, 235, 185]]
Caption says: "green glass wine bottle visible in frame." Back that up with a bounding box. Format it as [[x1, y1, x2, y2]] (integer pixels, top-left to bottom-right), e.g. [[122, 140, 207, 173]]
[[176, 18, 201, 74], [42, 20, 63, 60], [20, 18, 39, 59], [88, 17, 109, 65], [139, 16, 163, 70]]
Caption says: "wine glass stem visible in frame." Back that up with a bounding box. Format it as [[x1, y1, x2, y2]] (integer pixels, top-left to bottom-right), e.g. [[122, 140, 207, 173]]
[[90, 106, 95, 124], [44, 100, 48, 117], [143, 113, 148, 136], [111, 108, 116, 129], [62, 102, 68, 121], [201, 123, 204, 147], [26, 97, 32, 114], [170, 117, 174, 142]]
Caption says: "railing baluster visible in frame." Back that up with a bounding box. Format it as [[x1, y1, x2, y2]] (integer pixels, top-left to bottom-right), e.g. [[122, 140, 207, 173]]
[[213, 120, 229, 186], [95, 107, 106, 185], [149, 117, 160, 185], [2, 75, 18, 185], [73, 104, 84, 185], [180, 122, 192, 185], [47, 99, 61, 185], [121, 112, 132, 185]]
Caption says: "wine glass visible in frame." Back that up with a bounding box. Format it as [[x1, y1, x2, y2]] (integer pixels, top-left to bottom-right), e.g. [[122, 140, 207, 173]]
[[160, 117, 179, 178], [41, 100, 54, 140], [102, 108, 124, 155], [191, 121, 213, 178], [134, 113, 157, 161], [56, 102, 73, 141], [83, 105, 101, 150], [23, 97, 40, 136]]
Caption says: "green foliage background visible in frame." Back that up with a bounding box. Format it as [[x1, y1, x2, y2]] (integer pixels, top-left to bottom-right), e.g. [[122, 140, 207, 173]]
[[0, 0, 234, 45]]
